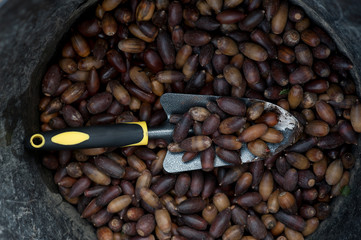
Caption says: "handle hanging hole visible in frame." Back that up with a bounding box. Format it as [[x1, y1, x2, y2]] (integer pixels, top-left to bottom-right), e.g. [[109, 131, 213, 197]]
[[30, 134, 45, 148]]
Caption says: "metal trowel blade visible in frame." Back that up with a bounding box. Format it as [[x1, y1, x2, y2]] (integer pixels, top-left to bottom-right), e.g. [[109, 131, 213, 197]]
[[160, 93, 301, 173]]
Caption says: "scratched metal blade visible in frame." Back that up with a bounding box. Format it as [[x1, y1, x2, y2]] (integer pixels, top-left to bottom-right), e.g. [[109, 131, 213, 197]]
[[160, 93, 301, 173]]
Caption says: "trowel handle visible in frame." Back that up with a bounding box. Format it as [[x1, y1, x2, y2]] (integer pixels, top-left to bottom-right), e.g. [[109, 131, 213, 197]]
[[26, 122, 148, 150]]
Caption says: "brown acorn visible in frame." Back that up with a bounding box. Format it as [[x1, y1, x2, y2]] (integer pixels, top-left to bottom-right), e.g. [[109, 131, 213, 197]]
[[213, 135, 242, 150], [238, 124, 268, 142], [247, 215, 267, 239], [118, 38, 146, 53], [305, 120, 330, 137], [350, 101, 361, 132], [261, 214, 277, 230], [107, 195, 132, 213], [325, 159, 343, 185], [235, 172, 253, 196], [271, 0, 288, 34], [239, 42, 268, 62], [259, 170, 274, 201], [306, 148, 324, 162], [254, 112, 279, 127], [136, 0, 155, 21], [301, 29, 320, 47], [261, 128, 284, 143], [285, 152, 310, 170], [278, 191, 297, 214], [223, 65, 244, 88], [288, 85, 303, 109], [202, 204, 218, 224], [180, 136, 212, 152], [247, 139, 270, 158], [217, 37, 239, 56], [302, 218, 319, 236], [315, 100, 336, 126]]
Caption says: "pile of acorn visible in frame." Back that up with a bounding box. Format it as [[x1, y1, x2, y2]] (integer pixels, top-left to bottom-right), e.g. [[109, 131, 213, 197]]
[[167, 97, 284, 170], [38, 0, 360, 239]]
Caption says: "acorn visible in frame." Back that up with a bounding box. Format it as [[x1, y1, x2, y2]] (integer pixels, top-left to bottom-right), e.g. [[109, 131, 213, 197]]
[[283, 168, 298, 192], [301, 29, 320, 47], [271, 221, 285, 236], [231, 206, 248, 226], [283, 29, 300, 46], [284, 227, 304, 240], [238, 124, 268, 142], [180, 136, 212, 152], [295, 44, 313, 66], [209, 208, 232, 238], [259, 170, 274, 201], [247, 102, 265, 121], [213, 193, 231, 212], [248, 139, 270, 158], [274, 211, 306, 232], [315, 100, 336, 126], [313, 157, 328, 181], [107, 195, 132, 213], [288, 85, 303, 109], [247, 215, 268, 239], [255, 112, 279, 127], [289, 66, 314, 85], [222, 225, 245, 240], [278, 191, 297, 214], [314, 203, 331, 220], [215, 147, 240, 165], [338, 120, 358, 145], [235, 172, 253, 196], [234, 192, 262, 208], [136, 0, 155, 21], [271, 0, 288, 34], [325, 159, 343, 185], [217, 37, 239, 56], [223, 65, 244, 88], [202, 204, 218, 224], [341, 152, 355, 169], [239, 42, 268, 62], [302, 218, 319, 236], [213, 135, 242, 150], [350, 101, 361, 133], [253, 201, 269, 215], [285, 152, 310, 170], [297, 170, 316, 189], [305, 120, 330, 137], [306, 148, 324, 162], [261, 128, 284, 143], [278, 45, 295, 64], [261, 214, 277, 230], [299, 205, 316, 219], [118, 38, 146, 53]]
